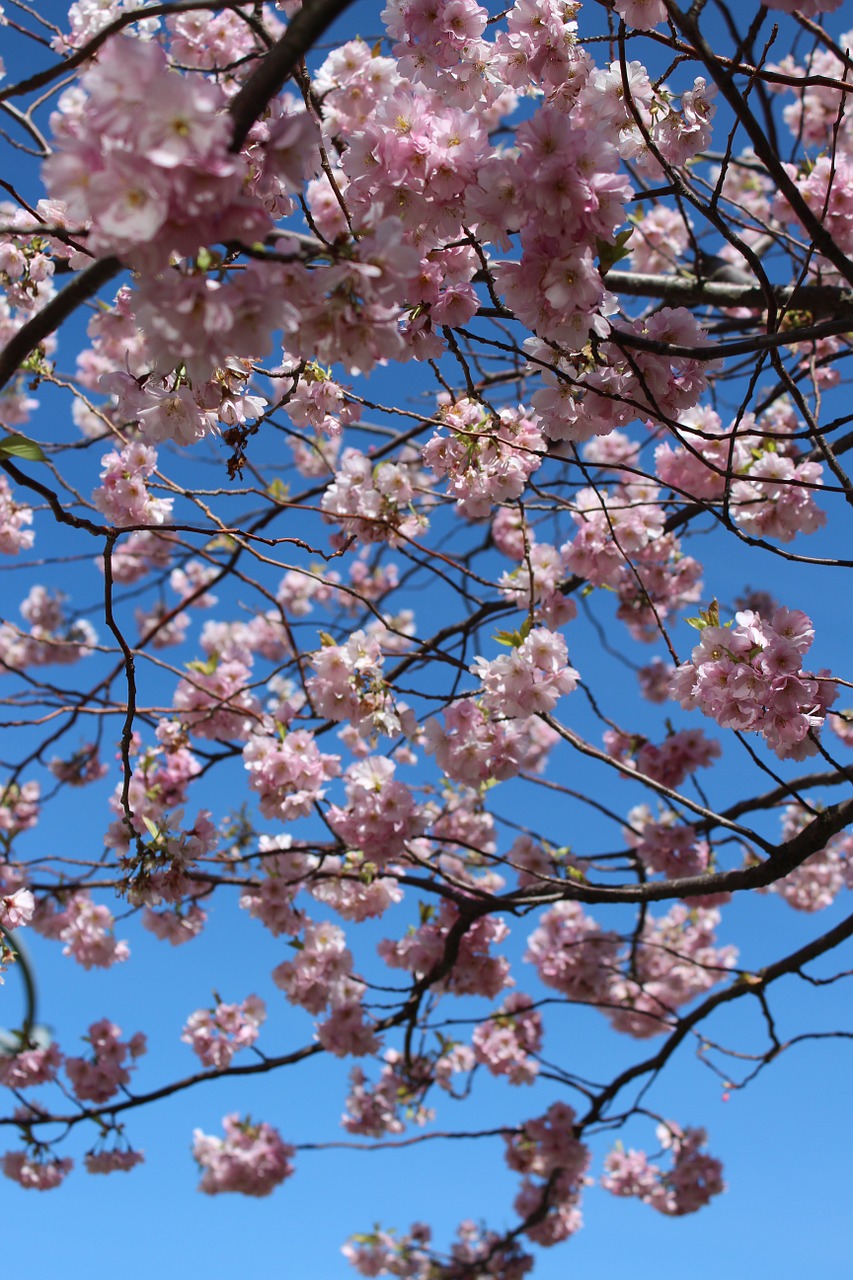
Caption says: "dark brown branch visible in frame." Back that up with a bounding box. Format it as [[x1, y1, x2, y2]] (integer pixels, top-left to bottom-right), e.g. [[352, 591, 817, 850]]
[[582, 908, 853, 1127], [0, 255, 120, 395], [228, 0, 359, 151], [604, 271, 853, 317], [666, 3, 853, 287], [502, 795, 853, 908]]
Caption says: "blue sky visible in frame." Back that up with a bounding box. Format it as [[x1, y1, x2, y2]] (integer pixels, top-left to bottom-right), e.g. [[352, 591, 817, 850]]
[[5, 894, 852, 1280]]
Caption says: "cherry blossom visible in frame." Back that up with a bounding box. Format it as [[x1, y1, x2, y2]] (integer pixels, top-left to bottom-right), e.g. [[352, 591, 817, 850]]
[[471, 628, 580, 719], [504, 1102, 591, 1246], [3, 1150, 73, 1190], [0, 1, 850, 1267], [84, 1148, 145, 1174], [471, 992, 543, 1084], [603, 1123, 725, 1216], [670, 605, 836, 760], [182, 995, 266, 1070], [0, 475, 34, 554], [0, 1043, 63, 1089], [64, 1019, 146, 1104], [244, 727, 340, 822], [380, 900, 511, 999], [192, 1114, 295, 1197], [327, 756, 428, 864], [33, 893, 130, 970]]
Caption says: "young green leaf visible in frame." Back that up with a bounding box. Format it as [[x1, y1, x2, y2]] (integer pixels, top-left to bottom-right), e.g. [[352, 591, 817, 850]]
[[0, 434, 46, 463]]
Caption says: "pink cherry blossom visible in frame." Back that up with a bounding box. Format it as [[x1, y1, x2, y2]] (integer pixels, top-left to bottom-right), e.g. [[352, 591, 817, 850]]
[[3, 1150, 73, 1190], [65, 1018, 146, 1103], [603, 1123, 725, 1215], [182, 995, 266, 1070], [670, 606, 836, 760], [193, 1114, 295, 1197], [472, 992, 543, 1084], [84, 1147, 145, 1174]]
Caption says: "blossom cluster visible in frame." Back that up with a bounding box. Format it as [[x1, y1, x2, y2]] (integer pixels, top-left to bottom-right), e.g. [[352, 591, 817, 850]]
[[425, 697, 559, 785], [182, 995, 266, 1070], [526, 900, 736, 1037], [342, 1049, 437, 1137], [656, 403, 827, 543], [504, 1102, 591, 1245], [471, 993, 543, 1085], [272, 920, 379, 1058], [530, 307, 714, 445], [767, 804, 853, 913], [471, 628, 579, 720], [670, 606, 836, 760], [85, 1147, 145, 1175], [0, 586, 97, 671], [3, 1150, 74, 1191], [326, 757, 427, 864], [563, 480, 702, 642], [0, 1040, 62, 1089], [320, 447, 429, 546], [379, 901, 511, 999], [422, 400, 545, 520], [497, 532, 578, 630], [603, 725, 721, 790], [0, 475, 34, 555], [769, 26, 853, 151], [602, 1123, 725, 1216], [33, 892, 129, 970], [192, 1114, 295, 1197], [306, 630, 406, 737], [42, 36, 309, 270], [173, 657, 263, 741], [64, 1019, 146, 1104], [92, 441, 172, 527], [606, 905, 737, 1038], [243, 727, 341, 823], [624, 806, 710, 879]]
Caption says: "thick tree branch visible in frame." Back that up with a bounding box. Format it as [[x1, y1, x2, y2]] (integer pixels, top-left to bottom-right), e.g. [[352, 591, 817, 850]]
[[502, 795, 853, 908], [228, 0, 359, 151], [0, 255, 120, 395], [604, 271, 853, 317]]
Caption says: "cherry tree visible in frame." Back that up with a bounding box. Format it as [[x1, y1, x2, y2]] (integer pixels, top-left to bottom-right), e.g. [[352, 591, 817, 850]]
[[0, 0, 852, 1271]]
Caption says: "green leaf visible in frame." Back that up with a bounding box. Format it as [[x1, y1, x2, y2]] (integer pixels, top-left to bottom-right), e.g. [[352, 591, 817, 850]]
[[494, 625, 528, 649], [205, 533, 236, 552], [186, 653, 219, 675], [685, 598, 721, 631], [194, 247, 217, 272], [597, 228, 634, 277], [0, 434, 46, 462]]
